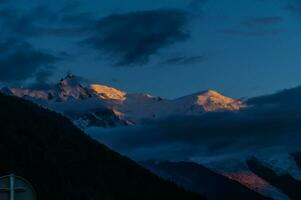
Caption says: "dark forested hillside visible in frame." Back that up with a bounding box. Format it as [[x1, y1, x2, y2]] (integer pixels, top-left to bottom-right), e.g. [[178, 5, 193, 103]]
[[0, 93, 204, 200]]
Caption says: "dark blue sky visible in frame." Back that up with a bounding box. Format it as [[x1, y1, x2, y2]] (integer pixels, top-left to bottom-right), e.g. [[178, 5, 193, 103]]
[[0, 0, 301, 98]]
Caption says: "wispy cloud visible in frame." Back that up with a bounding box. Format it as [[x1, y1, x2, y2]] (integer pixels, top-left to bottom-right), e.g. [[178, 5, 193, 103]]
[[283, 0, 301, 14], [224, 16, 282, 36], [162, 56, 207, 65], [242, 17, 282, 27]]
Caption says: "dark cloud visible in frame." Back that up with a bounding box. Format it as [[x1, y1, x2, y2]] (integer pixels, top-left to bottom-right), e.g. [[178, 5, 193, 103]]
[[284, 0, 301, 14], [29, 70, 54, 89], [80, 9, 190, 66], [187, 0, 207, 16], [0, 4, 95, 38], [0, 1, 207, 67], [0, 6, 53, 37], [224, 16, 282, 36], [188, 0, 207, 10], [162, 56, 206, 65], [0, 39, 60, 83], [0, 0, 9, 5], [97, 109, 301, 151]]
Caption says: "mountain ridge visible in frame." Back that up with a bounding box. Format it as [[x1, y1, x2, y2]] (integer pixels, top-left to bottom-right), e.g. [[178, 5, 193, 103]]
[[1, 74, 247, 128]]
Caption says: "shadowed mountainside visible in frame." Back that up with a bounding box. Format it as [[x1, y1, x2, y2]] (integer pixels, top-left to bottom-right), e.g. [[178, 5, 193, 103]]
[[0, 93, 204, 200], [142, 161, 271, 200], [247, 158, 301, 200]]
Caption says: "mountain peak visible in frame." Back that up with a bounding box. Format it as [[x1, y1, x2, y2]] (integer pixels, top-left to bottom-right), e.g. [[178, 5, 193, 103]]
[[56, 75, 91, 101], [175, 89, 246, 112], [199, 89, 222, 96], [195, 90, 246, 112], [59, 74, 82, 87], [66, 73, 76, 79]]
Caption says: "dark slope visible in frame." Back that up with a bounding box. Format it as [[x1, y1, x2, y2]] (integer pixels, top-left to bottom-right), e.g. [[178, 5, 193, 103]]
[[0, 94, 204, 200], [247, 158, 301, 200], [142, 161, 271, 200]]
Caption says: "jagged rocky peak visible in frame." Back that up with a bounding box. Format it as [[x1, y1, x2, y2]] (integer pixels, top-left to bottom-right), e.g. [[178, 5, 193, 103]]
[[56, 74, 126, 101], [59, 73, 81, 87], [89, 84, 126, 101], [56, 73, 92, 101]]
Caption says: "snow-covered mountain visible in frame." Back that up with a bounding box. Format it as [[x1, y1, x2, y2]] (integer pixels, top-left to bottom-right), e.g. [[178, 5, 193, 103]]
[[1, 74, 247, 128]]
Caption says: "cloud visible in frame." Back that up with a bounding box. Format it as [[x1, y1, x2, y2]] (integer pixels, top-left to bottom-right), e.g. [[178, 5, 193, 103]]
[[188, 0, 207, 10], [242, 17, 282, 27], [0, 6, 52, 37], [97, 110, 301, 151], [0, 1, 207, 67], [0, 4, 95, 38], [224, 16, 282, 36], [90, 86, 301, 161], [162, 55, 207, 65], [0, 39, 60, 83], [187, 0, 208, 15], [29, 70, 54, 89], [80, 9, 190, 66], [284, 0, 301, 14]]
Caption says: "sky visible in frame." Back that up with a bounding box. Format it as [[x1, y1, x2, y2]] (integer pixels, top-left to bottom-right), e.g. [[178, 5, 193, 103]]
[[0, 0, 301, 99]]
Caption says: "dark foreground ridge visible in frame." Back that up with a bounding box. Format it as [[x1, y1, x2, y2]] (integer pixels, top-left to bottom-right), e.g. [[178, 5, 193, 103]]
[[0, 93, 204, 200]]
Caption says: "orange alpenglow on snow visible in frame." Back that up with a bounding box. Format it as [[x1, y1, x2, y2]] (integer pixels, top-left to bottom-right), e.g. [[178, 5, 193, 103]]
[[89, 84, 126, 101], [195, 90, 247, 112]]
